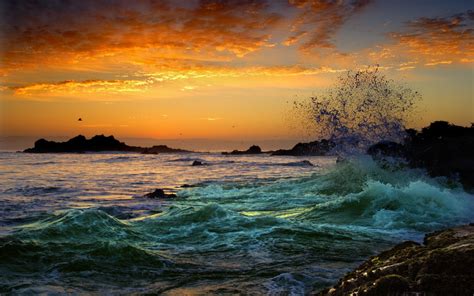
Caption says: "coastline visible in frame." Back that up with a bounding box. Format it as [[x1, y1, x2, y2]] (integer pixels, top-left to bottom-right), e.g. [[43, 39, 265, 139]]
[[317, 224, 474, 295]]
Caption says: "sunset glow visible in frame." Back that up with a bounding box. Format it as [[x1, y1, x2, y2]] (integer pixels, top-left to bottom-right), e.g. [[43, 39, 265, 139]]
[[1, 0, 473, 145]]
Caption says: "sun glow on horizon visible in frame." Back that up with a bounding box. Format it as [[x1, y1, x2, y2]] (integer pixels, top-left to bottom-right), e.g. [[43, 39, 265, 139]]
[[1, 0, 473, 142]]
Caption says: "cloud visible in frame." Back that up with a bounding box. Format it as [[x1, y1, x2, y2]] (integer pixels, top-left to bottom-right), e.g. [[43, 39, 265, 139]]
[[200, 117, 223, 121], [285, 0, 373, 52], [425, 60, 453, 66], [181, 85, 197, 91], [0, 0, 282, 72], [9, 65, 344, 97], [11, 79, 153, 96], [372, 10, 474, 68], [139, 64, 345, 81]]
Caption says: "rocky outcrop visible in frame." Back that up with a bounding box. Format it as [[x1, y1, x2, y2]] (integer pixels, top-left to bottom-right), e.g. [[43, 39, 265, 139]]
[[143, 189, 177, 198], [192, 160, 206, 166], [318, 224, 474, 296], [23, 135, 191, 154], [222, 145, 263, 155], [23, 135, 141, 153], [271, 139, 335, 156], [368, 121, 474, 190], [141, 145, 190, 154]]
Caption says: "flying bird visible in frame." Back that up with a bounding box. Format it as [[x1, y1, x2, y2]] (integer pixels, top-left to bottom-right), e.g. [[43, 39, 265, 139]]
[[78, 118, 82, 121]]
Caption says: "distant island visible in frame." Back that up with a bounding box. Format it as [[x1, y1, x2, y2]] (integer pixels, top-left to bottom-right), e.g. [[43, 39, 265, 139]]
[[23, 135, 191, 154]]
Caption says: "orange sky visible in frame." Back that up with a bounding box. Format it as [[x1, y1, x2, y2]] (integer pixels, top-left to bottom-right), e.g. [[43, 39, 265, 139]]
[[0, 0, 473, 145]]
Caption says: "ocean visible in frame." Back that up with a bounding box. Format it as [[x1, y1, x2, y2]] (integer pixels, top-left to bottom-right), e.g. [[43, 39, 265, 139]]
[[1, 152, 473, 294]]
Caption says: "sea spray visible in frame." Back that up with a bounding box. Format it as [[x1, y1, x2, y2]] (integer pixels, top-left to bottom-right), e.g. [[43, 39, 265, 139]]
[[294, 67, 421, 155], [1, 154, 473, 294]]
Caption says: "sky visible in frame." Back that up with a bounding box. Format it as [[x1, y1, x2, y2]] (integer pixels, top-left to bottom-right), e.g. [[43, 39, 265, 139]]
[[0, 0, 473, 148]]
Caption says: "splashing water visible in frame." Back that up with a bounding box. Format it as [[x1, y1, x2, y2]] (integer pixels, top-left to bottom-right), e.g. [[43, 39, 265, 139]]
[[0, 152, 472, 294], [294, 67, 421, 155]]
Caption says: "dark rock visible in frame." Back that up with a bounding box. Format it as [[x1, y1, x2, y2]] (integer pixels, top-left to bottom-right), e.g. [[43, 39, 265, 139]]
[[363, 274, 410, 296], [222, 145, 263, 155], [23, 135, 140, 153], [317, 224, 474, 295], [141, 145, 190, 154], [367, 121, 474, 190], [23, 135, 192, 154], [281, 160, 314, 167], [271, 139, 335, 156], [192, 160, 205, 166], [143, 189, 177, 199], [366, 141, 406, 158]]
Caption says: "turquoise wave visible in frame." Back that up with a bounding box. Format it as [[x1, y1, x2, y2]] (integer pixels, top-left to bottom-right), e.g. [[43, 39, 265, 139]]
[[1, 157, 472, 294]]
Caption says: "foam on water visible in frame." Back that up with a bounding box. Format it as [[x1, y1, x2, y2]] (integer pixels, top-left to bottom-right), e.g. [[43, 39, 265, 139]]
[[0, 152, 472, 294]]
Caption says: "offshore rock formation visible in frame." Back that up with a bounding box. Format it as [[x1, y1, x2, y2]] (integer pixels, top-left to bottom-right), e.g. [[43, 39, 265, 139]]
[[222, 145, 262, 155], [368, 121, 474, 190], [271, 139, 335, 156], [318, 224, 474, 296], [141, 145, 190, 154], [143, 188, 177, 199], [23, 135, 191, 154], [23, 135, 140, 153]]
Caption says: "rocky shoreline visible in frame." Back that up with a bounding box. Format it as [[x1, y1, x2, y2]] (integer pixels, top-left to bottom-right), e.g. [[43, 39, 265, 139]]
[[317, 224, 474, 295], [368, 121, 474, 191]]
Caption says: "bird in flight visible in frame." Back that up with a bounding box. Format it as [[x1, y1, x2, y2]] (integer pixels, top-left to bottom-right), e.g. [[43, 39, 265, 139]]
[[78, 118, 82, 121]]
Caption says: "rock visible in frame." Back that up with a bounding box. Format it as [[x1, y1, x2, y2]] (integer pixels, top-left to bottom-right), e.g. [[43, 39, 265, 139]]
[[317, 224, 474, 295], [222, 145, 263, 155], [192, 160, 205, 166], [271, 139, 335, 156], [23, 135, 139, 153], [367, 121, 474, 191], [143, 189, 177, 199], [141, 145, 190, 154], [23, 135, 193, 154], [281, 160, 314, 167], [366, 141, 406, 158]]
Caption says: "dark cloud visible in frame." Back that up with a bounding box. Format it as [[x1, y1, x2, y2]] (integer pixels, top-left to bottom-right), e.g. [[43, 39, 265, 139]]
[[285, 0, 373, 52], [390, 10, 474, 64]]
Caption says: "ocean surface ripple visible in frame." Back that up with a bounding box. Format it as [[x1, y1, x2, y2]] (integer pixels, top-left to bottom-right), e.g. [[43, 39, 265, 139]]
[[0, 152, 472, 294]]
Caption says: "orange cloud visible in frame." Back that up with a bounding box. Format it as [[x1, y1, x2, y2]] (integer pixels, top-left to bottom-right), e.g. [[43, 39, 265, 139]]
[[10, 65, 344, 97], [286, 0, 373, 52], [369, 11, 474, 68], [0, 1, 282, 73], [11, 79, 153, 97]]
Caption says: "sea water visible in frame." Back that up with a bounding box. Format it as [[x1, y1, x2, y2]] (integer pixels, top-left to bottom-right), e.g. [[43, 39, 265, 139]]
[[0, 152, 473, 294]]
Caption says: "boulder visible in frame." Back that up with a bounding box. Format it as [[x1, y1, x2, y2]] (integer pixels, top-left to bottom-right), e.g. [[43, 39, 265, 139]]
[[317, 224, 474, 295], [143, 189, 177, 199], [368, 121, 474, 190], [222, 145, 263, 155]]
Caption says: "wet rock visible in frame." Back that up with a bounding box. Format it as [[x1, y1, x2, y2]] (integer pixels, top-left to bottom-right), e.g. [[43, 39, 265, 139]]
[[317, 224, 474, 295], [368, 121, 474, 191], [192, 160, 205, 166], [222, 145, 263, 155], [367, 141, 406, 158], [280, 160, 314, 167], [143, 189, 177, 199]]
